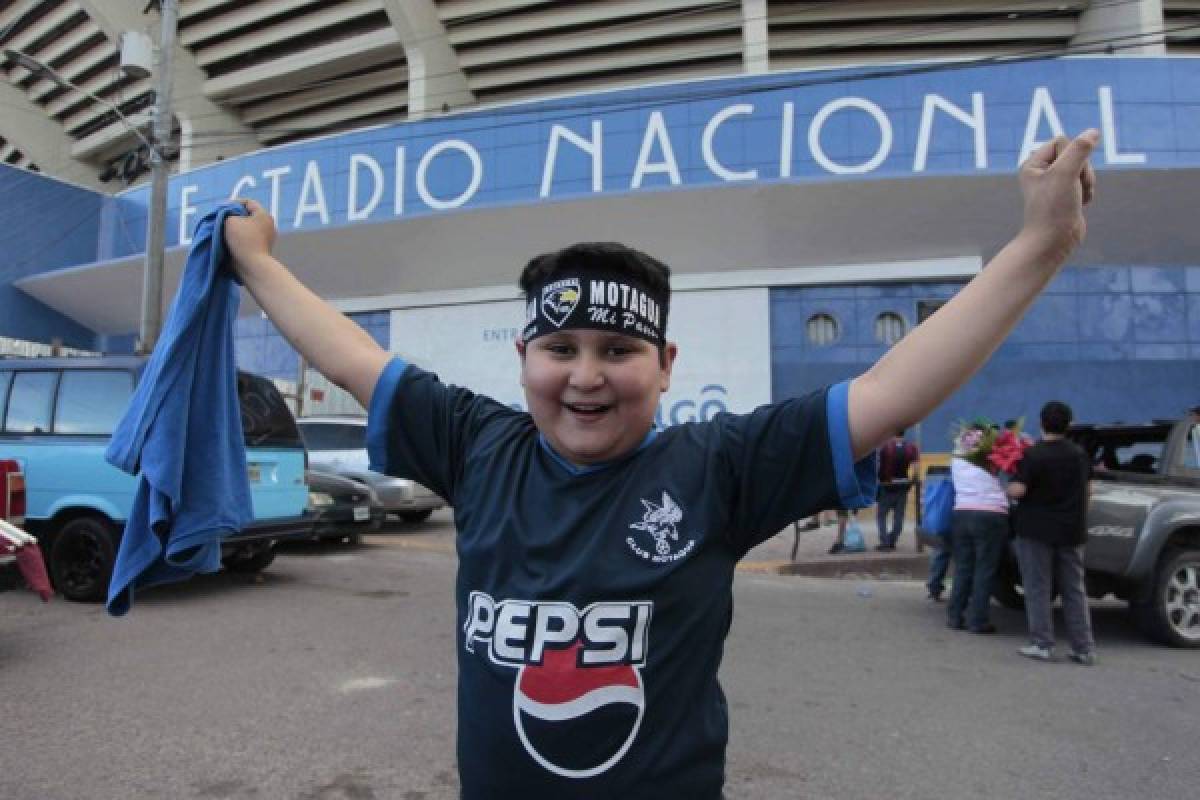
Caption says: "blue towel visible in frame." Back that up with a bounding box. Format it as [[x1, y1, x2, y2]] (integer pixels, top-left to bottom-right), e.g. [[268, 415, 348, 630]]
[[104, 203, 254, 615]]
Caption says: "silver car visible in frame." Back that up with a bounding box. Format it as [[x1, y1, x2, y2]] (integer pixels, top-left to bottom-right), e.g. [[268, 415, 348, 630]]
[[297, 416, 446, 523]]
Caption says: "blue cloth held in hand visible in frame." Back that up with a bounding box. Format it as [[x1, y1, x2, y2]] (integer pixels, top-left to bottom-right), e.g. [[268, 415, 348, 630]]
[[104, 204, 254, 616]]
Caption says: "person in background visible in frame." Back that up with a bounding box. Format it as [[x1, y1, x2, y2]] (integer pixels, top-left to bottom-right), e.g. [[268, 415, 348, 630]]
[[946, 424, 1009, 633], [875, 429, 920, 551], [1008, 401, 1096, 665]]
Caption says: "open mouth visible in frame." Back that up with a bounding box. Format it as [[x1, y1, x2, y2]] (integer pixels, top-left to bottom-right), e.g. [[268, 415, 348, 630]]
[[563, 402, 613, 417]]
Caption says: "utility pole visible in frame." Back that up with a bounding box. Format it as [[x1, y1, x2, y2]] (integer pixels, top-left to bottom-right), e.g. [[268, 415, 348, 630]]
[[138, 0, 178, 355]]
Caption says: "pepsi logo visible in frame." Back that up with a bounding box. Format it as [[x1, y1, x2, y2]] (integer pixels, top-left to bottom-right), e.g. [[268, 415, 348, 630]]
[[513, 640, 644, 778]]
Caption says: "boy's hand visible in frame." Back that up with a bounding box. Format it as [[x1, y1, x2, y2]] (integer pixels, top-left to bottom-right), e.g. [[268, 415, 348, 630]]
[[224, 199, 277, 280], [1018, 129, 1099, 266]]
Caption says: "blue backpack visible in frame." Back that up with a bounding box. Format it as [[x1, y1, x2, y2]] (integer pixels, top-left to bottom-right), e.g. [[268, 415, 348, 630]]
[[921, 477, 955, 539]]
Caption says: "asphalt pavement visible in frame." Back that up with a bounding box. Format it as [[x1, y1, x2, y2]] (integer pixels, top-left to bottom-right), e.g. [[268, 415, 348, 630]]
[[2, 513, 1196, 800]]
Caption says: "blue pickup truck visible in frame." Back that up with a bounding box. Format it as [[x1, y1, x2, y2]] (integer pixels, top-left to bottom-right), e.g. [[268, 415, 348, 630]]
[[0, 356, 312, 602]]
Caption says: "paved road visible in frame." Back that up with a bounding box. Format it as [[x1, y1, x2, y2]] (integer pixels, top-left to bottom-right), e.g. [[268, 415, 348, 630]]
[[2, 518, 1196, 800]]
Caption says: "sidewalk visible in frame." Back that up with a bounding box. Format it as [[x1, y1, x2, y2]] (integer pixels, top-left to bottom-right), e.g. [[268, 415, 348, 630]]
[[741, 515, 933, 580]]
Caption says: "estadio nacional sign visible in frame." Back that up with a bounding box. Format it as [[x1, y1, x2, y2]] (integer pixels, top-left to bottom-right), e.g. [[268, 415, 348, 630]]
[[107, 58, 1197, 253]]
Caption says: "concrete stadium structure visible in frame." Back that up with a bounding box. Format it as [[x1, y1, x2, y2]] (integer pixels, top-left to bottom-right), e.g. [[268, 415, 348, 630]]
[[1, 0, 1198, 445]]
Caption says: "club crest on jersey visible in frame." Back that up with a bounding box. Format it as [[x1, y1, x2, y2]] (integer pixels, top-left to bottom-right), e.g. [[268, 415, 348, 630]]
[[463, 592, 652, 778], [627, 491, 696, 563], [541, 278, 581, 328]]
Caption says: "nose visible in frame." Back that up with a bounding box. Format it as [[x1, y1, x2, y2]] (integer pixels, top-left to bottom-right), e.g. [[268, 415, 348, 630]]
[[568, 352, 605, 391]]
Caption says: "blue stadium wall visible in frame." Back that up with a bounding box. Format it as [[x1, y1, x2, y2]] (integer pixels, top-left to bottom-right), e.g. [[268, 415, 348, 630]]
[[771, 265, 1200, 448], [3, 57, 1199, 444], [0, 165, 104, 349]]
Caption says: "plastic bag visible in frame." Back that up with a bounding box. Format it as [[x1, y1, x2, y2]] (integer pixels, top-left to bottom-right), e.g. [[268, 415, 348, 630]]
[[843, 518, 866, 552], [921, 477, 955, 539]]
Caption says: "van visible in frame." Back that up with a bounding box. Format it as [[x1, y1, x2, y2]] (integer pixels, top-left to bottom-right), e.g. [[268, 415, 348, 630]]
[[0, 356, 312, 602]]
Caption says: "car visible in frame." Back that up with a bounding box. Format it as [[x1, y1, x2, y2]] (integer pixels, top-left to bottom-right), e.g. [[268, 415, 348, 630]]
[[297, 415, 445, 523], [0, 356, 313, 602], [306, 468, 383, 544]]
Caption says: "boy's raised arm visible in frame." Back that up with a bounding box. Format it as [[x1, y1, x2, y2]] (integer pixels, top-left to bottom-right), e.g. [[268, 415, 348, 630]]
[[846, 130, 1099, 460], [224, 199, 392, 409]]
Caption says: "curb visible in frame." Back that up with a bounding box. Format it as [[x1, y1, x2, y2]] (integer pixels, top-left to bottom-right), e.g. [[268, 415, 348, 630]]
[[739, 554, 929, 580]]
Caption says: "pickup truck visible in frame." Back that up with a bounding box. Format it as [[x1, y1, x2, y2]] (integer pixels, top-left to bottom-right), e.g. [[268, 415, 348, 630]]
[[993, 411, 1200, 648]]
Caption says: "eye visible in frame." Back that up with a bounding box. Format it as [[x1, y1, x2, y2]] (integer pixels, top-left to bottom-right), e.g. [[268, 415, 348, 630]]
[[606, 345, 633, 357], [544, 341, 574, 356]]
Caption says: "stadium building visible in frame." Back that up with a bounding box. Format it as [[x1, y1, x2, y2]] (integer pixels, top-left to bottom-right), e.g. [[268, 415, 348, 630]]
[[1, 0, 1198, 446]]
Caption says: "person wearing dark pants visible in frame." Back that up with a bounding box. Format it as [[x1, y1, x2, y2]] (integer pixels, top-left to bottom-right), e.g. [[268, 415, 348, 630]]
[[946, 432, 1010, 633], [875, 430, 919, 550], [926, 543, 951, 601], [946, 509, 1008, 632], [1008, 401, 1095, 665]]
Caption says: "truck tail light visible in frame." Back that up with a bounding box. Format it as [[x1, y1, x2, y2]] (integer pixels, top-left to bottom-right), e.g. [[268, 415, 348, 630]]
[[1, 460, 26, 524]]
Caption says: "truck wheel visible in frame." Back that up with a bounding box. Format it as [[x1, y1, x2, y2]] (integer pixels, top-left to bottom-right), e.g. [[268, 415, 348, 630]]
[[49, 516, 116, 603], [222, 546, 276, 574], [1132, 548, 1200, 648], [399, 509, 433, 523]]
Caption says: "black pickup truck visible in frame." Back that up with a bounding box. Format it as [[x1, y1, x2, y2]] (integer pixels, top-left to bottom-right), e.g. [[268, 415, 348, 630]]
[[994, 411, 1200, 648]]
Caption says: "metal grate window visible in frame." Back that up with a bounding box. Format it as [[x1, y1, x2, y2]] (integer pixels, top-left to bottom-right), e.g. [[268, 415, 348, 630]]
[[806, 313, 839, 346], [874, 311, 907, 345], [917, 300, 947, 324]]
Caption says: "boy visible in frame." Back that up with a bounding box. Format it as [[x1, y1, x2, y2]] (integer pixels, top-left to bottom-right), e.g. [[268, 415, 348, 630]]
[[224, 131, 1098, 798]]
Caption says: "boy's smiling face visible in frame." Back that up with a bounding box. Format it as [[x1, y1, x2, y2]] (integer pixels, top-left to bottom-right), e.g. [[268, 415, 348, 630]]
[[518, 329, 677, 466]]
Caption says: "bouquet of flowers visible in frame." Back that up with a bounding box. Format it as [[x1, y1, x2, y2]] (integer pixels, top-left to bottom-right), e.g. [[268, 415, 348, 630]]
[[952, 418, 1031, 476]]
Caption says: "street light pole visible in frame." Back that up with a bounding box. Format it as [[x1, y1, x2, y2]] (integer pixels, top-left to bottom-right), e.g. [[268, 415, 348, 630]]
[[138, 0, 178, 355]]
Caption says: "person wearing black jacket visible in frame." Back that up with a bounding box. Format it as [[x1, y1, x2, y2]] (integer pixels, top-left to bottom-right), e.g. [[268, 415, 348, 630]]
[[1007, 401, 1096, 665]]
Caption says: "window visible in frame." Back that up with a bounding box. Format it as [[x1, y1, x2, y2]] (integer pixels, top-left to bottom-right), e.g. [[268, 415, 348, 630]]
[[0, 371, 11, 428], [4, 371, 57, 433], [806, 313, 839, 346], [238, 372, 302, 448], [1183, 424, 1200, 471], [298, 421, 367, 451], [874, 312, 907, 345], [917, 299, 947, 323], [54, 370, 133, 435]]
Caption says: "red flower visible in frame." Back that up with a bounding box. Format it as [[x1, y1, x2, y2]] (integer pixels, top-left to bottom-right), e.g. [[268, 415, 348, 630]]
[[988, 430, 1030, 475]]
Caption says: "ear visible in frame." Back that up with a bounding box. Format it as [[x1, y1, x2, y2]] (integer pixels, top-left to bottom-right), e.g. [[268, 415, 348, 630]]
[[659, 341, 679, 393], [516, 337, 527, 387]]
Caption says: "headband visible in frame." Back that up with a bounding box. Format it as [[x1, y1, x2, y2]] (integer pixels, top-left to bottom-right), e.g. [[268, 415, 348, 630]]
[[521, 272, 667, 346]]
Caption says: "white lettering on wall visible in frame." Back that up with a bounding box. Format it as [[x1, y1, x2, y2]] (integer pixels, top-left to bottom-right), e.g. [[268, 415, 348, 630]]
[[632, 111, 681, 188], [779, 101, 794, 178], [348, 154, 384, 221], [914, 93, 987, 172], [178, 184, 199, 246], [261, 165, 291, 221], [394, 145, 405, 216], [541, 121, 604, 197], [228, 174, 256, 201], [702, 104, 757, 181], [809, 97, 893, 175], [416, 139, 483, 210], [1098, 86, 1147, 165], [294, 160, 331, 227], [1019, 87, 1065, 165]]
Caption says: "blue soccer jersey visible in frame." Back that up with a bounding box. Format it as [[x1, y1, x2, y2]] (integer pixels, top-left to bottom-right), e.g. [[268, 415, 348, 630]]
[[368, 359, 875, 799]]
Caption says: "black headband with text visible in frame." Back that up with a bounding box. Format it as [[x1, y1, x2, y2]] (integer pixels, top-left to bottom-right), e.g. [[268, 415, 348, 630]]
[[522, 273, 667, 346]]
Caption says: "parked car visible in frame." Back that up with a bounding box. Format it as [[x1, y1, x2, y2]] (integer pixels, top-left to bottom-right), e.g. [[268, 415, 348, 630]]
[[993, 412, 1200, 648], [0, 356, 312, 602], [306, 468, 382, 543], [297, 415, 445, 522]]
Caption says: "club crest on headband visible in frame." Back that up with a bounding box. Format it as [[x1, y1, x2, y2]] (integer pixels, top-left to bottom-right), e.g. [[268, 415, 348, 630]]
[[540, 279, 581, 328]]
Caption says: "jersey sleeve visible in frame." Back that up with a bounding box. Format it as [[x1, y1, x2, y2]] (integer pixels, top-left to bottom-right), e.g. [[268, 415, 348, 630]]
[[716, 380, 877, 552], [365, 358, 512, 504]]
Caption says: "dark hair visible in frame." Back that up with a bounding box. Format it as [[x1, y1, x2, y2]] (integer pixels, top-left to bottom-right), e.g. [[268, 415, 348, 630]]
[[518, 242, 672, 334], [1003, 419, 1018, 430], [1040, 401, 1073, 434]]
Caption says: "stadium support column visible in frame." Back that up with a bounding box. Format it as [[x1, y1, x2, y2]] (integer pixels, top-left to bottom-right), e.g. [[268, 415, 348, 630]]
[[742, 0, 769, 74], [379, 0, 475, 120], [1072, 0, 1165, 55]]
